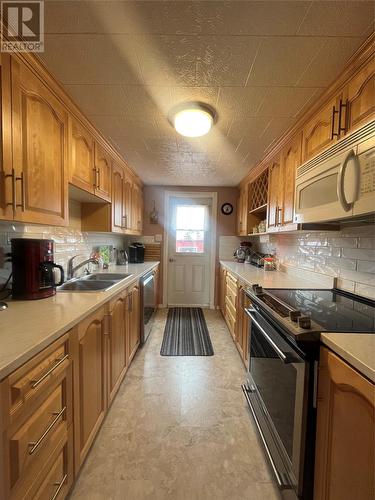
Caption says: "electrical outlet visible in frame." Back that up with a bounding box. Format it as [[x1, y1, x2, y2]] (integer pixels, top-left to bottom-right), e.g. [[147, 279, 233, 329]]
[[154, 234, 163, 243]]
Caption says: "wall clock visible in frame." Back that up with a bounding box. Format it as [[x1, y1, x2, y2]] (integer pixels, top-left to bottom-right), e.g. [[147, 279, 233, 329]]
[[221, 203, 233, 215]]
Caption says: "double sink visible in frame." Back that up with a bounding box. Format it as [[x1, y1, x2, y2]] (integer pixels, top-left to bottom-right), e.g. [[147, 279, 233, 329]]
[[58, 273, 133, 292]]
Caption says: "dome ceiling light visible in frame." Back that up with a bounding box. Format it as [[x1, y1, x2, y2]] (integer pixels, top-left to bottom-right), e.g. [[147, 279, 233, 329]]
[[170, 103, 216, 138]]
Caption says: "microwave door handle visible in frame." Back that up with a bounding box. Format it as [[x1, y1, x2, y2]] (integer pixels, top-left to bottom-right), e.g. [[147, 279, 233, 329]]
[[337, 149, 360, 212], [245, 309, 288, 363]]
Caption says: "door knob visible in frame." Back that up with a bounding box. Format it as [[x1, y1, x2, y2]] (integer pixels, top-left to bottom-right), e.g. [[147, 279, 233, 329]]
[[169, 258, 175, 262]]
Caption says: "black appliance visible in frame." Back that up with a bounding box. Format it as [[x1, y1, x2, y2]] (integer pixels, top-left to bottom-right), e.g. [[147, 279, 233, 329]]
[[11, 238, 64, 300], [242, 285, 375, 500], [140, 271, 157, 344], [129, 243, 145, 264]]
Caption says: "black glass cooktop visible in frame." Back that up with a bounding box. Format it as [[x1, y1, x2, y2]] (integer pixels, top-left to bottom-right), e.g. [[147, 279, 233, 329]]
[[265, 289, 375, 333]]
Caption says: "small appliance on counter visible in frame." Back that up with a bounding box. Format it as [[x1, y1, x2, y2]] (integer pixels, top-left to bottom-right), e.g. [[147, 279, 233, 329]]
[[11, 238, 64, 300], [129, 243, 145, 264], [246, 251, 269, 267], [233, 241, 252, 263]]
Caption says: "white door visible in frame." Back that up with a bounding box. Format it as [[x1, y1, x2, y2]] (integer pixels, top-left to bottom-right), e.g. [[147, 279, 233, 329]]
[[167, 197, 211, 307]]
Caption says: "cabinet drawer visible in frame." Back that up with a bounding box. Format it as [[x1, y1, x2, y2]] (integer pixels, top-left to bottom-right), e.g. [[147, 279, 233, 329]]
[[9, 385, 68, 496], [33, 447, 69, 500], [225, 295, 237, 319], [226, 272, 238, 289], [225, 302, 236, 338], [6, 335, 70, 423], [226, 284, 237, 309]]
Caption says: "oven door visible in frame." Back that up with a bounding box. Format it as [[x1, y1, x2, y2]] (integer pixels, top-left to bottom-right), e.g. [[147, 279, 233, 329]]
[[242, 308, 308, 496]]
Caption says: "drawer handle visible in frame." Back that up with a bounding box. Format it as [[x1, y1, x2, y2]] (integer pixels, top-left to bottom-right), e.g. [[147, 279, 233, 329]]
[[28, 406, 66, 455], [51, 474, 67, 500], [30, 354, 69, 389]]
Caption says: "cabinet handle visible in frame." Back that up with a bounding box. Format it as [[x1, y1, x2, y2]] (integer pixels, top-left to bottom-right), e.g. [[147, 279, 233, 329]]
[[338, 99, 348, 136], [5, 168, 16, 212], [51, 474, 67, 500], [97, 168, 101, 189], [28, 406, 66, 455], [122, 215, 127, 229], [277, 207, 282, 226], [331, 105, 340, 139], [30, 354, 69, 389], [93, 167, 97, 189], [128, 293, 133, 312], [16, 171, 25, 211]]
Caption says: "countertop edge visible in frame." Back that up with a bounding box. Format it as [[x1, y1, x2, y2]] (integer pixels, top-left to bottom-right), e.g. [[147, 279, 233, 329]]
[[320, 333, 375, 384], [0, 262, 159, 381]]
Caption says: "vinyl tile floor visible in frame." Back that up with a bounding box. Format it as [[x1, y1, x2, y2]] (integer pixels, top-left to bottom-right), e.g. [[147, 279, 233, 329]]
[[69, 309, 282, 500]]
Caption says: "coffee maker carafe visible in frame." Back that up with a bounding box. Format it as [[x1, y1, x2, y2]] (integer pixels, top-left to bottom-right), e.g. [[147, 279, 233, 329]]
[[11, 239, 64, 300]]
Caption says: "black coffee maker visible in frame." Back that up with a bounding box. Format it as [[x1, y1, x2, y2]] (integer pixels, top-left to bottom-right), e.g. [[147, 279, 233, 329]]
[[129, 243, 145, 264]]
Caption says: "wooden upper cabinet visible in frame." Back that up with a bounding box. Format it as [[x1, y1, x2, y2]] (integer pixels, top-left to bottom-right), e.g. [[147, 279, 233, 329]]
[[267, 158, 281, 229], [112, 163, 125, 233], [345, 56, 375, 133], [69, 117, 95, 194], [314, 347, 375, 500], [94, 143, 111, 202], [237, 184, 248, 236], [302, 94, 343, 163], [11, 57, 68, 226], [280, 134, 302, 225]]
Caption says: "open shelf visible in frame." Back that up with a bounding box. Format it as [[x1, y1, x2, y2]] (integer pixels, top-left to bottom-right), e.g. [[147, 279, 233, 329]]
[[248, 203, 267, 215]]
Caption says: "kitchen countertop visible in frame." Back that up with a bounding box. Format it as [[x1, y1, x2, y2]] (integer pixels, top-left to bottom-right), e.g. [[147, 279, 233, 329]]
[[321, 332, 375, 383], [0, 262, 159, 380], [220, 260, 333, 289], [220, 261, 374, 383]]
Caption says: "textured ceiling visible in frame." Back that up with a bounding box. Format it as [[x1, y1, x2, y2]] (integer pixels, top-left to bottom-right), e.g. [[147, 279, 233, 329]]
[[41, 1, 374, 186]]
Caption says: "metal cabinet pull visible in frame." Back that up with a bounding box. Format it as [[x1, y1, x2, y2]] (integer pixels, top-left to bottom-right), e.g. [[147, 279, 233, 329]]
[[15, 171, 25, 211], [331, 105, 340, 139], [122, 215, 127, 229], [51, 474, 67, 500], [128, 293, 133, 312], [96, 168, 101, 189], [241, 385, 291, 490], [5, 168, 16, 212], [30, 354, 69, 389], [28, 406, 66, 455], [338, 98, 348, 136]]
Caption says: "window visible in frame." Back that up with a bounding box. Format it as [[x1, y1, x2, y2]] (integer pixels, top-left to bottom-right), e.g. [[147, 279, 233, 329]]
[[175, 205, 206, 254]]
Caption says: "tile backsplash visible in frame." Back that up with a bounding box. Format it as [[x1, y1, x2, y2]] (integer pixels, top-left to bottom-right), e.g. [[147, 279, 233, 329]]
[[0, 221, 126, 285], [254, 225, 375, 299]]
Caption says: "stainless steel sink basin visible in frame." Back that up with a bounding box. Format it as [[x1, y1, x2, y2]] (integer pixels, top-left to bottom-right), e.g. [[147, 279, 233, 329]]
[[82, 273, 132, 281], [58, 280, 117, 292]]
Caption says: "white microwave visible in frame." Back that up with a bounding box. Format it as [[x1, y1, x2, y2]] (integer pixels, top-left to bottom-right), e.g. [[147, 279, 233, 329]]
[[294, 121, 375, 224]]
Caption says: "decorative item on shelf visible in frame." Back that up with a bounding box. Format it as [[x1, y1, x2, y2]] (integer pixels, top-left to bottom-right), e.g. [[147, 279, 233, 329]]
[[252, 226, 258, 233], [234, 241, 252, 263], [149, 201, 159, 225], [258, 219, 267, 233], [221, 202, 233, 215]]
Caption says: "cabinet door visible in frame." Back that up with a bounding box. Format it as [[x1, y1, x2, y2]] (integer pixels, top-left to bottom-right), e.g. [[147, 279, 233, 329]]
[[128, 284, 140, 362], [69, 117, 95, 194], [11, 57, 68, 226], [314, 347, 375, 500], [219, 266, 227, 313], [302, 95, 342, 162], [94, 143, 111, 201], [281, 135, 301, 225], [123, 175, 132, 231], [107, 293, 128, 405], [112, 163, 125, 233], [0, 54, 14, 221], [75, 308, 106, 468], [346, 57, 375, 132], [267, 160, 280, 229]]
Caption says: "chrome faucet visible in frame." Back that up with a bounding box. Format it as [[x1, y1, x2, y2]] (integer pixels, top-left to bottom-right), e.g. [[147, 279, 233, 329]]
[[67, 255, 99, 280]]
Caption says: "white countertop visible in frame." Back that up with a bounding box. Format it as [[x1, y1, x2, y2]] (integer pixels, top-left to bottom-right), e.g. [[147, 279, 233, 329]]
[[0, 262, 159, 380], [221, 261, 374, 383], [321, 332, 375, 383]]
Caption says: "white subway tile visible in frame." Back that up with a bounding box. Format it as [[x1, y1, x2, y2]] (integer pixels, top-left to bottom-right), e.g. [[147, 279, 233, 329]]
[[335, 278, 355, 293], [339, 269, 374, 286], [328, 237, 357, 248], [357, 260, 375, 274], [326, 257, 356, 271], [358, 237, 375, 249], [354, 282, 375, 300], [342, 247, 375, 261]]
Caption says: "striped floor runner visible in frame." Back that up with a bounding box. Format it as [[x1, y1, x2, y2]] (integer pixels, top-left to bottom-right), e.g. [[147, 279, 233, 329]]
[[160, 308, 214, 356]]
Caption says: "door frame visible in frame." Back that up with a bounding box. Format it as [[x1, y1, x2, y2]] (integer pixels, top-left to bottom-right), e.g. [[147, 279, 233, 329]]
[[162, 191, 218, 309]]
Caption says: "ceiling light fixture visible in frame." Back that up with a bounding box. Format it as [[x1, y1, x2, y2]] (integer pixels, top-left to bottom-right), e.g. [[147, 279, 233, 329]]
[[171, 103, 215, 138]]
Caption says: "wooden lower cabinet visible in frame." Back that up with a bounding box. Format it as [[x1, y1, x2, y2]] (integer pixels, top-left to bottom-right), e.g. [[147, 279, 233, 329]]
[[73, 307, 106, 469], [219, 265, 227, 314], [235, 287, 250, 367], [314, 347, 375, 500]]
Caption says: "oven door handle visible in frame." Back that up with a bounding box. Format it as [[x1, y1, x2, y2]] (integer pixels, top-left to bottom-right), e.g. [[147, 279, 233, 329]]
[[241, 384, 291, 490], [245, 308, 289, 364]]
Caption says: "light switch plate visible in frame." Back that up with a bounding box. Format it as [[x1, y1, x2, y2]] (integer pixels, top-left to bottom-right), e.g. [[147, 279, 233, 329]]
[[154, 234, 163, 242]]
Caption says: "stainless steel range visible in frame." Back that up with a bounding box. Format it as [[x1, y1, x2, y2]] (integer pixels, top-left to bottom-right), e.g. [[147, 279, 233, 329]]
[[241, 285, 375, 500]]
